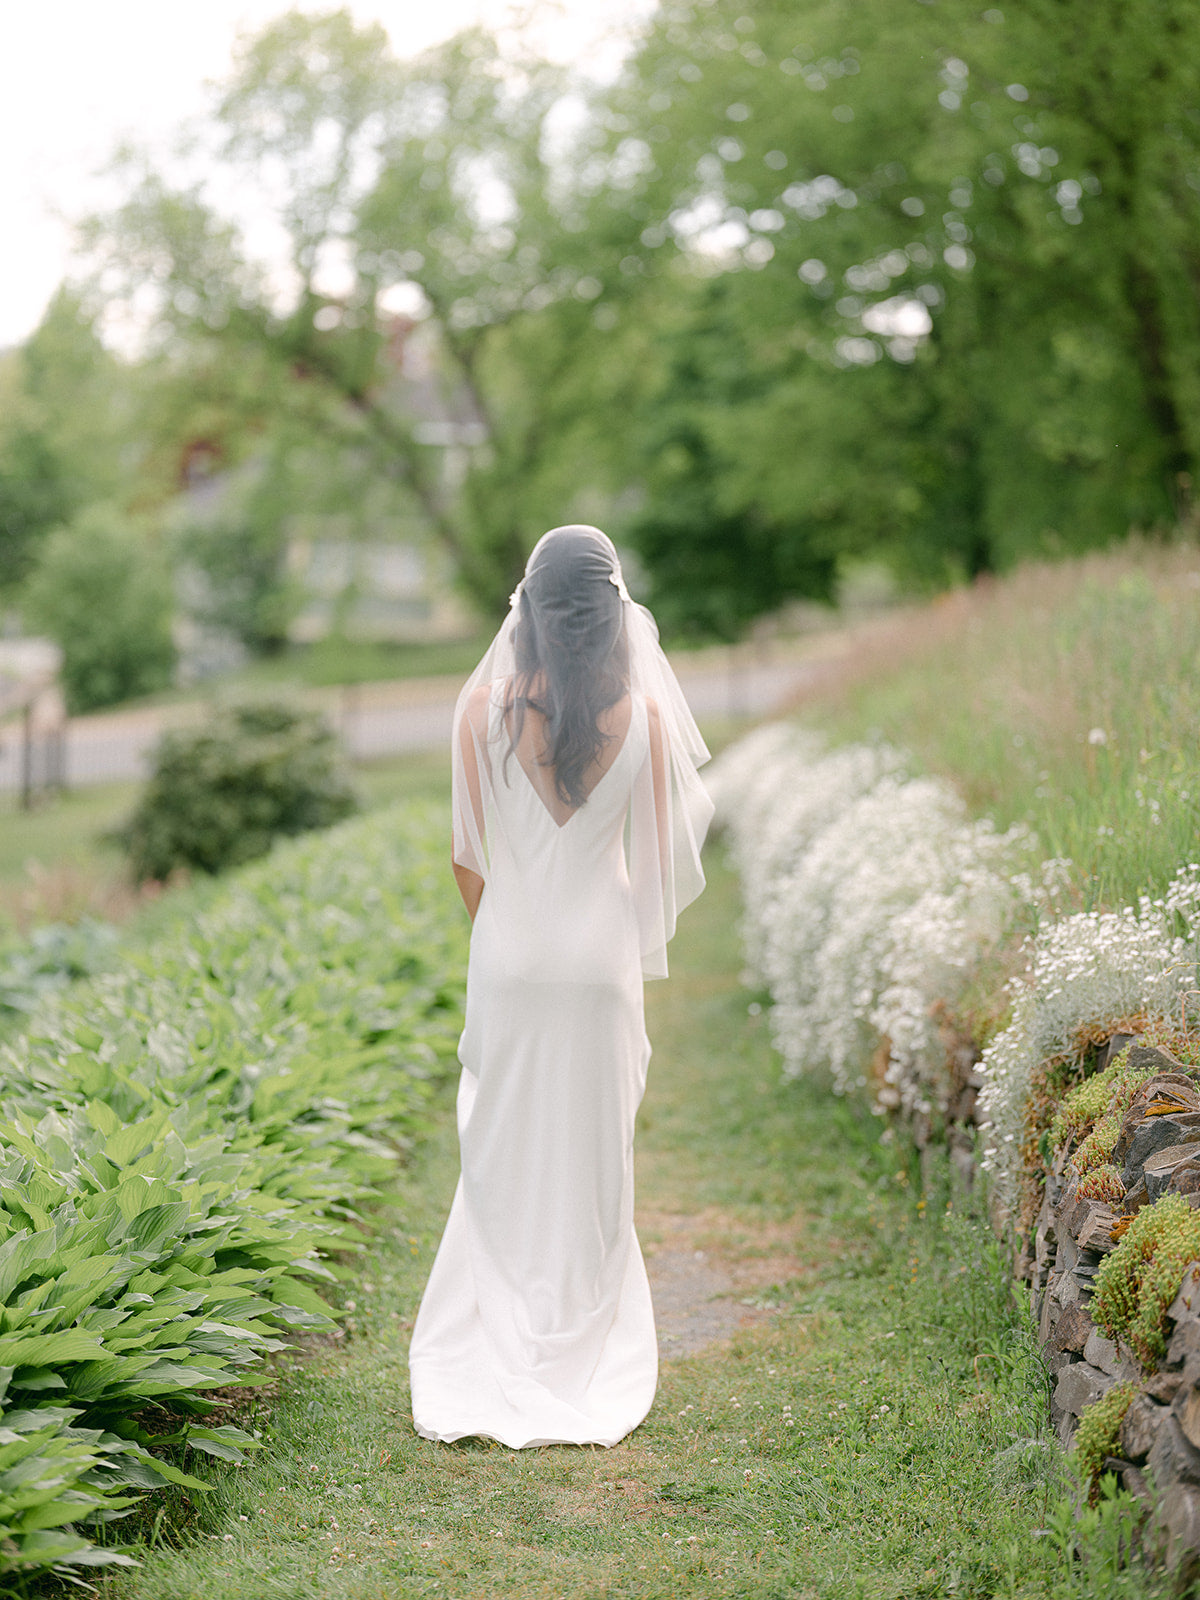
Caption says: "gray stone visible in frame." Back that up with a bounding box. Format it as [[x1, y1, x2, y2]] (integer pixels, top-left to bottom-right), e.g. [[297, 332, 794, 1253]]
[[1083, 1329, 1140, 1379], [1169, 1318, 1200, 1371], [1121, 1118, 1200, 1190], [1051, 1301, 1095, 1355], [1168, 1159, 1200, 1198], [1148, 1413, 1200, 1489], [1045, 1348, 1079, 1378], [1144, 1142, 1200, 1202], [1056, 1230, 1080, 1277], [1052, 1268, 1082, 1309], [1076, 1207, 1121, 1255], [1054, 1360, 1117, 1418], [1097, 1032, 1140, 1072], [1121, 1462, 1151, 1501], [1175, 1382, 1200, 1451], [1123, 1174, 1150, 1214], [1126, 1048, 1196, 1084], [1121, 1392, 1168, 1463], [1167, 1263, 1200, 1325], [1037, 1181, 1059, 1241], [1038, 1281, 1056, 1346], [1156, 1482, 1200, 1583], [1145, 1371, 1184, 1404]]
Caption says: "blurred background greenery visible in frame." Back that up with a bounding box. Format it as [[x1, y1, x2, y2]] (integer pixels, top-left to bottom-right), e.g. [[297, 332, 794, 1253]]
[[2, 0, 1197, 712]]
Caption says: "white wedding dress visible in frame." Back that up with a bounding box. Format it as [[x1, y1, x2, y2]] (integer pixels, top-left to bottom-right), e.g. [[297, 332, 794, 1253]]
[[409, 691, 657, 1448]]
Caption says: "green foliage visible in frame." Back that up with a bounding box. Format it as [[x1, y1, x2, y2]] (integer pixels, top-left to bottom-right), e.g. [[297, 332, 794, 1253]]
[[1072, 1383, 1137, 1504], [52, 0, 1200, 635], [122, 701, 359, 882], [0, 801, 468, 1580], [174, 462, 301, 656], [0, 291, 140, 593], [608, 0, 1200, 625], [1092, 1194, 1200, 1369], [1138, 1018, 1200, 1068], [22, 504, 177, 714], [96, 845, 1167, 1600]]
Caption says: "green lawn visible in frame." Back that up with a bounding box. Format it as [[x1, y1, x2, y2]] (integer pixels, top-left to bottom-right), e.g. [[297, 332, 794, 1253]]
[[92, 848, 1158, 1600]]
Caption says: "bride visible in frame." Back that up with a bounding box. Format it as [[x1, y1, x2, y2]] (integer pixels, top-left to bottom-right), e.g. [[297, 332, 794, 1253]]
[[409, 524, 713, 1449]]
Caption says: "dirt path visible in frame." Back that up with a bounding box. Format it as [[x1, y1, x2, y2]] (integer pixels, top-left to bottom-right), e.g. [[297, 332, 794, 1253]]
[[642, 1207, 811, 1358]]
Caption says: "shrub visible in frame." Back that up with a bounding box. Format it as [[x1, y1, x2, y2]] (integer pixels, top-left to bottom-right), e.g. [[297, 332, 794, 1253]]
[[1092, 1194, 1200, 1369], [21, 503, 176, 713], [122, 700, 359, 881], [1073, 1382, 1137, 1504], [708, 727, 1034, 1118]]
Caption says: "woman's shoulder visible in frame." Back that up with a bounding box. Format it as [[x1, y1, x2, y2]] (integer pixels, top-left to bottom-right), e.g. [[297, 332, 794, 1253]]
[[462, 678, 502, 735]]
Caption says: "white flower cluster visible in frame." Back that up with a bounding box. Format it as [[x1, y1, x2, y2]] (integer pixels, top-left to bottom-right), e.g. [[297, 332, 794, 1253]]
[[978, 868, 1200, 1204], [710, 726, 1033, 1116]]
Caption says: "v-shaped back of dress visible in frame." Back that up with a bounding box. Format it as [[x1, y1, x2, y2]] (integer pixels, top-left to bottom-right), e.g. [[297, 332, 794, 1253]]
[[478, 689, 647, 995]]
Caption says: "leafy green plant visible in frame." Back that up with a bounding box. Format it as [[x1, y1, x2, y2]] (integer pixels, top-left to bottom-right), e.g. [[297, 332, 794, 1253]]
[[21, 503, 177, 713], [1092, 1194, 1200, 1368], [121, 700, 359, 882], [0, 918, 119, 1024], [0, 802, 468, 1581]]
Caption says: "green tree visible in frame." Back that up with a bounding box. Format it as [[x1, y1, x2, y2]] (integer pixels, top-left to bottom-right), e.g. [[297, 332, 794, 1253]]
[[23, 505, 176, 713], [80, 10, 656, 622], [605, 0, 1200, 618], [0, 291, 139, 589]]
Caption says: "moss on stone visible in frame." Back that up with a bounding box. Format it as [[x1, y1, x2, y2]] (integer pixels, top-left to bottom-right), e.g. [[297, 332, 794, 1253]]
[[1076, 1163, 1126, 1203], [1073, 1114, 1120, 1175], [1050, 1047, 1152, 1151], [1072, 1382, 1137, 1503], [1093, 1193, 1200, 1369]]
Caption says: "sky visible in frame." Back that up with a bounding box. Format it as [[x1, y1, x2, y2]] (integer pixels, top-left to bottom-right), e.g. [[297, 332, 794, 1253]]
[[0, 0, 653, 350]]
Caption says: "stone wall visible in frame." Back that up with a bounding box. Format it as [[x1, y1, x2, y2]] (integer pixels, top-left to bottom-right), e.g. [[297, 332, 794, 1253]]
[[1024, 1042, 1200, 1575]]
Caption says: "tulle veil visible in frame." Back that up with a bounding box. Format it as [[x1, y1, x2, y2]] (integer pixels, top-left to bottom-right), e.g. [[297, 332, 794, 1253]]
[[450, 524, 713, 978]]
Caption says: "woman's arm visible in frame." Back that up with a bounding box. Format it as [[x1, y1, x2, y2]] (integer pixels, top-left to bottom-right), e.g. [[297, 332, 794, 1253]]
[[453, 859, 485, 921], [453, 683, 490, 921], [646, 695, 671, 886]]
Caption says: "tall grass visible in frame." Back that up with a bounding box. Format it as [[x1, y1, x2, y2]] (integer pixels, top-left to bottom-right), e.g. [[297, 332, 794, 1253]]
[[801, 541, 1200, 909]]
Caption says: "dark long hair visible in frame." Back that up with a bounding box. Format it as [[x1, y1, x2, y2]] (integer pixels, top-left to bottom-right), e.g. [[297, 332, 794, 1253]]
[[504, 528, 629, 808]]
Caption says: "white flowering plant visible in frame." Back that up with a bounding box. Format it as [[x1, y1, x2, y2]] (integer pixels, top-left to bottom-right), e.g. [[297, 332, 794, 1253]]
[[978, 868, 1200, 1210], [711, 728, 1035, 1119], [712, 720, 1200, 1228]]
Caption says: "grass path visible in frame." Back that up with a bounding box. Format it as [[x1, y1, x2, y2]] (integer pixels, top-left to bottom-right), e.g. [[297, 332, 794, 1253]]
[[95, 848, 1148, 1600]]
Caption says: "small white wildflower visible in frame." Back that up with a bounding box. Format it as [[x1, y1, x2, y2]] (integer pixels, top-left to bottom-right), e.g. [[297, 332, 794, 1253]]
[[1088, 727, 1108, 746]]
